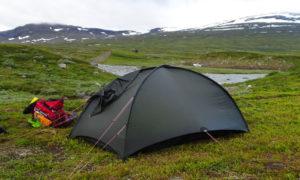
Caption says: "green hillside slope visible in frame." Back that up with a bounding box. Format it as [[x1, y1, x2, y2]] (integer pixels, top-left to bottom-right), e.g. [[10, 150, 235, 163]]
[[0, 44, 115, 102]]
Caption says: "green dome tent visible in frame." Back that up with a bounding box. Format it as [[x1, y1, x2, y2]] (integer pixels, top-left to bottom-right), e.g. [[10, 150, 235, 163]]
[[69, 65, 249, 159]]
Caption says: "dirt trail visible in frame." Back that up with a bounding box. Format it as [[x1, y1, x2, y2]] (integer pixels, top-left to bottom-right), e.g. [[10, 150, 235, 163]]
[[89, 51, 111, 64]]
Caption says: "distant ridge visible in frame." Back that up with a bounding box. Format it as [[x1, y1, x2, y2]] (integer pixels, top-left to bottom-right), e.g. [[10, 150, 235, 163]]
[[0, 23, 140, 44], [1, 12, 300, 44]]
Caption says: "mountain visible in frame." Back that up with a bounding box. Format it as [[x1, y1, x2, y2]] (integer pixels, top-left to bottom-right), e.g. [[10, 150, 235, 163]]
[[130, 12, 300, 54], [148, 12, 300, 33], [0, 23, 140, 44], [1, 12, 300, 45], [199, 12, 300, 32]]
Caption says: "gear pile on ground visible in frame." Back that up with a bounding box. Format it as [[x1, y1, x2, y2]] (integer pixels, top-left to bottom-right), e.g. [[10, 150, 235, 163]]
[[23, 97, 77, 128]]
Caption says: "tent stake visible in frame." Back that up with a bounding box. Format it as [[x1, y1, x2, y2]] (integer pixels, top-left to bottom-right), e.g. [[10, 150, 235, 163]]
[[203, 129, 224, 147]]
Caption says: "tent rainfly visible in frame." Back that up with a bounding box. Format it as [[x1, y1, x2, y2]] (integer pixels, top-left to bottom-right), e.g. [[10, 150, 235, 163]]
[[69, 65, 249, 159]]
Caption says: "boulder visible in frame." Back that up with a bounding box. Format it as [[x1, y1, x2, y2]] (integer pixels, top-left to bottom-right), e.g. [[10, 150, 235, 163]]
[[131, 48, 138, 53], [193, 63, 202, 67], [58, 63, 67, 69], [95, 82, 101, 88]]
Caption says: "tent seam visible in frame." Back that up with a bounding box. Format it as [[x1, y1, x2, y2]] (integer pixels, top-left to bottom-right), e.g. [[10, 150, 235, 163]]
[[122, 65, 165, 159]]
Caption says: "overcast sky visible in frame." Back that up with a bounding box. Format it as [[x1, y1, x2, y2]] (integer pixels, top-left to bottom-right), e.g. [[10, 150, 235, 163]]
[[0, 0, 299, 32]]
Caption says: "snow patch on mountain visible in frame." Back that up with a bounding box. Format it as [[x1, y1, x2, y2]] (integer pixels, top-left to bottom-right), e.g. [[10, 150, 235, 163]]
[[182, 12, 300, 32], [18, 35, 30, 40], [54, 28, 63, 32], [210, 12, 300, 29], [122, 31, 141, 36], [161, 27, 184, 32], [32, 37, 57, 43], [89, 32, 95, 36], [210, 27, 245, 31], [231, 12, 300, 24], [77, 27, 88, 31], [64, 37, 76, 42]]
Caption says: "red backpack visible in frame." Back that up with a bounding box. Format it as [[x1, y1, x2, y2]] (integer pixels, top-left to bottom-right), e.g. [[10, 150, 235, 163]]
[[34, 99, 65, 124], [24, 98, 76, 128]]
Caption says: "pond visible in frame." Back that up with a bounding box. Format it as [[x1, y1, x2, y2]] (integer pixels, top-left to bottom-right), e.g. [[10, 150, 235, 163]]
[[97, 64, 267, 84]]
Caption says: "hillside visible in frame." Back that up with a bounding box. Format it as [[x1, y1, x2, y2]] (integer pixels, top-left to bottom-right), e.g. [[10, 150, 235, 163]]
[[0, 44, 115, 102]]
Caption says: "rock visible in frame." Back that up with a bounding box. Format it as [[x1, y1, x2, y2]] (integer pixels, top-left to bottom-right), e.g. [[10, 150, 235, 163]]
[[22, 74, 27, 78], [93, 71, 99, 76], [33, 59, 37, 63], [95, 82, 101, 88], [7, 66, 12, 69], [193, 63, 202, 67], [58, 63, 67, 69], [42, 64, 47, 68], [131, 48, 138, 53], [76, 92, 87, 99]]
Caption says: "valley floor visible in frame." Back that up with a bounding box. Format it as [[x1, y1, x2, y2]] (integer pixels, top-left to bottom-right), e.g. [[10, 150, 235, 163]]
[[0, 44, 299, 179]]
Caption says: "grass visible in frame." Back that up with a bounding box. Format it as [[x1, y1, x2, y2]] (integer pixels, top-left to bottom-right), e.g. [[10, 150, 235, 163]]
[[40, 43, 293, 74], [39, 27, 300, 62], [0, 43, 299, 179], [98, 49, 291, 75], [0, 44, 116, 102], [181, 66, 273, 74]]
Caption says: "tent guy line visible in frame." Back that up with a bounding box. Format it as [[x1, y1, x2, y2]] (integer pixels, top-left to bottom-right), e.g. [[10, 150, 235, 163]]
[[68, 96, 134, 179]]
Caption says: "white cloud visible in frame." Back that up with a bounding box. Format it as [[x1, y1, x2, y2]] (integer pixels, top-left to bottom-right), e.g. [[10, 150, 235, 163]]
[[0, 0, 299, 32]]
